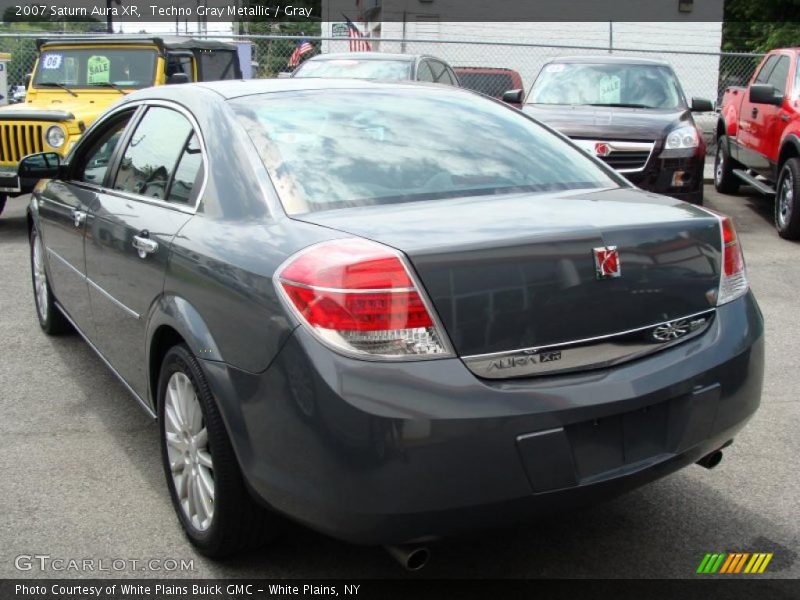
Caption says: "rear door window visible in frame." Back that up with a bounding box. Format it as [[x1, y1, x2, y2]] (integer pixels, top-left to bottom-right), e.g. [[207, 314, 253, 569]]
[[416, 61, 435, 82], [112, 106, 194, 201], [166, 134, 204, 205], [166, 53, 194, 81], [428, 60, 453, 85]]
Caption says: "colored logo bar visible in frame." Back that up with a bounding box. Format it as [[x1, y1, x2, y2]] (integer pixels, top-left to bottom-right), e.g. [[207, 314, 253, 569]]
[[697, 552, 773, 574]]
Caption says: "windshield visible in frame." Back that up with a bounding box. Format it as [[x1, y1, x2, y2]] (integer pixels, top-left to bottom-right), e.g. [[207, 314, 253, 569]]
[[529, 62, 686, 109], [293, 59, 412, 80], [34, 48, 158, 89], [457, 72, 516, 98], [232, 89, 619, 214]]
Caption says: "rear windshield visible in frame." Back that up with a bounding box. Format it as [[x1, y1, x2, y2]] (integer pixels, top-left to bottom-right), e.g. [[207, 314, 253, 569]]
[[457, 72, 516, 98], [293, 59, 412, 80], [232, 88, 619, 214], [34, 48, 157, 89], [529, 62, 686, 109]]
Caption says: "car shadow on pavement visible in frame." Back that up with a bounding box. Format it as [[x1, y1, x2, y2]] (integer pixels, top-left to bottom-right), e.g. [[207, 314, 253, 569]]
[[0, 210, 29, 242], [737, 187, 775, 226], [202, 463, 797, 579]]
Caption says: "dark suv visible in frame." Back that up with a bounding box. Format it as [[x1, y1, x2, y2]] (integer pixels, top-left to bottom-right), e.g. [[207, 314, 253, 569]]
[[520, 56, 713, 204]]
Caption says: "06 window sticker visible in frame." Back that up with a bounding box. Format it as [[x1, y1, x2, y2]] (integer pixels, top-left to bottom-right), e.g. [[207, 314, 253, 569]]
[[42, 53, 63, 70]]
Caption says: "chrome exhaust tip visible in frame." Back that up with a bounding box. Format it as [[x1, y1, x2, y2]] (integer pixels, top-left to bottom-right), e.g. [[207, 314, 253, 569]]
[[696, 449, 723, 470], [385, 544, 431, 571]]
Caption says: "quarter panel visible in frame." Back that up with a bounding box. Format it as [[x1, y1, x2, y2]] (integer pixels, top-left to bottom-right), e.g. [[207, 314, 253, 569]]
[[163, 214, 345, 373]]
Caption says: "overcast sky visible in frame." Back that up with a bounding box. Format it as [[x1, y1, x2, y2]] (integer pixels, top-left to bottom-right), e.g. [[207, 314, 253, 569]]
[[117, 21, 235, 35]]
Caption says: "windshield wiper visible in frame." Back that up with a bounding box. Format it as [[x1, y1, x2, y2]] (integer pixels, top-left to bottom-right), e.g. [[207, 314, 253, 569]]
[[587, 103, 651, 109], [37, 82, 78, 97], [88, 82, 127, 95]]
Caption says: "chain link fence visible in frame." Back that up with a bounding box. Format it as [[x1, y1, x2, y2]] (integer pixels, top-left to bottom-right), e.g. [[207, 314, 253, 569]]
[[0, 31, 765, 149]]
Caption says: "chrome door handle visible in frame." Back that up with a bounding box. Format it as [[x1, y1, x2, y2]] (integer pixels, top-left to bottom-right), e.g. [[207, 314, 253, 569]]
[[132, 234, 158, 258], [72, 210, 86, 227], [782, 113, 790, 122]]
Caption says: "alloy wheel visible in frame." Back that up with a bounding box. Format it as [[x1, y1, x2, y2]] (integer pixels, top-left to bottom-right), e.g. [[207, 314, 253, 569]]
[[164, 371, 215, 532], [32, 233, 49, 321], [715, 145, 724, 186], [778, 168, 794, 230]]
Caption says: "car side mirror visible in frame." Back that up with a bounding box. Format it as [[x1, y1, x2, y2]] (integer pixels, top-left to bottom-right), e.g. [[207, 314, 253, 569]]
[[19, 152, 62, 179], [749, 83, 783, 106], [167, 72, 190, 85], [690, 97, 714, 112], [24, 73, 32, 89], [502, 89, 524, 105]]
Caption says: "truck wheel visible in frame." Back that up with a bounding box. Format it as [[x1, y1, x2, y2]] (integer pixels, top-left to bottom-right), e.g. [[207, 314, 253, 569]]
[[158, 344, 282, 557], [714, 136, 741, 194], [0, 194, 6, 216], [775, 158, 800, 240]]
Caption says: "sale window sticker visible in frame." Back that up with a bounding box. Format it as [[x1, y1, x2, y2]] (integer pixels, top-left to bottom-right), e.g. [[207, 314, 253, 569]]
[[87, 55, 111, 84]]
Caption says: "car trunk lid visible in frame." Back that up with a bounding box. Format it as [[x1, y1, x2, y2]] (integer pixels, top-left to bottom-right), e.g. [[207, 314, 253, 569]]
[[292, 187, 721, 370]]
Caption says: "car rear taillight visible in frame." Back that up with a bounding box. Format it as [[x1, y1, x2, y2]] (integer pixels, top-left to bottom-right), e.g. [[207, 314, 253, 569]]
[[717, 215, 748, 305], [276, 239, 453, 359]]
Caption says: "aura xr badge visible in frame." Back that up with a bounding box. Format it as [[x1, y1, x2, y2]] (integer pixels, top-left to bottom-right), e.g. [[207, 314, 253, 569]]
[[593, 246, 621, 279]]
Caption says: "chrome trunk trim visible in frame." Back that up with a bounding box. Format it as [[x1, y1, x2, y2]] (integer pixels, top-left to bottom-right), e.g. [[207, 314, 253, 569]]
[[462, 309, 715, 379]]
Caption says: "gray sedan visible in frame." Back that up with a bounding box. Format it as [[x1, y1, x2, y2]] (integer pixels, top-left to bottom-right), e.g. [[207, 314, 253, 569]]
[[21, 79, 763, 565], [292, 52, 460, 86]]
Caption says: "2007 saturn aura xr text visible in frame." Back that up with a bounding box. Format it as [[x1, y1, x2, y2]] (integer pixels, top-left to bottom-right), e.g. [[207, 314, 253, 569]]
[[19, 79, 764, 561]]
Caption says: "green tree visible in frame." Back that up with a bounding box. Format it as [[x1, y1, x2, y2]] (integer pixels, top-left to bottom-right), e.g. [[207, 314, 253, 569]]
[[723, 0, 800, 52], [0, 11, 102, 87]]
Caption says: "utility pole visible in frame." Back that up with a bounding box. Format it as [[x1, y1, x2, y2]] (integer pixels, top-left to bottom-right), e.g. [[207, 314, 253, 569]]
[[107, 0, 122, 34]]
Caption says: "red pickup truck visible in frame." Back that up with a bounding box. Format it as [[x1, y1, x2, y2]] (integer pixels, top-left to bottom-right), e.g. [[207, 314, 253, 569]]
[[717, 48, 800, 239]]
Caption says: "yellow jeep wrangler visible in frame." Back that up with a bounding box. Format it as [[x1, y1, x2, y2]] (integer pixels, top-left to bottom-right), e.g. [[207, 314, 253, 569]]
[[0, 37, 241, 214]]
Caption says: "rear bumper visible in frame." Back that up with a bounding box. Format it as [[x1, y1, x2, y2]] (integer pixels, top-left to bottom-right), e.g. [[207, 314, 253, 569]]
[[201, 292, 764, 545]]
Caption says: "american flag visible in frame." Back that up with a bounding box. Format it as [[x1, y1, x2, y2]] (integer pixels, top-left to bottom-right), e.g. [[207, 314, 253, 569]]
[[344, 16, 372, 52], [288, 39, 314, 67]]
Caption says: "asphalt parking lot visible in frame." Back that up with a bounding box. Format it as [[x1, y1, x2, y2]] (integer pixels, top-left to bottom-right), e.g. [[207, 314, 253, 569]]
[[0, 185, 797, 579]]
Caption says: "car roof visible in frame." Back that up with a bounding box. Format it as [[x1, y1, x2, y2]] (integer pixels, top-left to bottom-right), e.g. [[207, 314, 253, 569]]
[[306, 52, 423, 62], [546, 55, 670, 66], [36, 36, 238, 52], [126, 78, 457, 101], [453, 67, 519, 73]]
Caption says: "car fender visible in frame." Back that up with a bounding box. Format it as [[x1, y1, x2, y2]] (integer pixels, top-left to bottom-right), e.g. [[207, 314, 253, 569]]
[[144, 294, 266, 475], [719, 104, 739, 139], [145, 294, 224, 411], [778, 132, 800, 169], [146, 294, 223, 363]]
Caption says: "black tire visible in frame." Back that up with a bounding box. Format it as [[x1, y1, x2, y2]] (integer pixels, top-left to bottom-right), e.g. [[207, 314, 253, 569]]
[[0, 194, 6, 216], [775, 157, 800, 240], [29, 228, 71, 335], [714, 135, 741, 194], [158, 344, 281, 558]]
